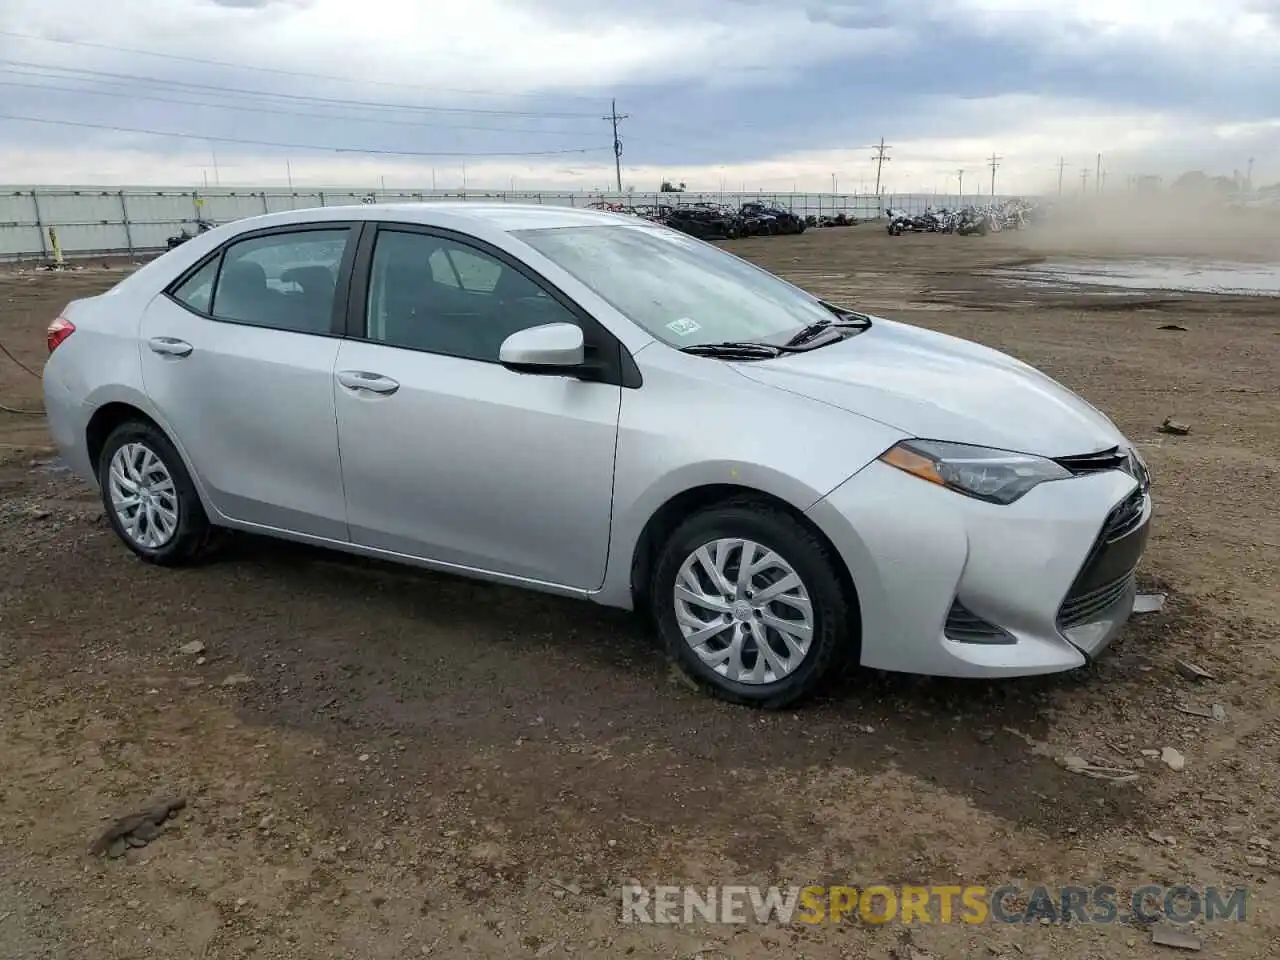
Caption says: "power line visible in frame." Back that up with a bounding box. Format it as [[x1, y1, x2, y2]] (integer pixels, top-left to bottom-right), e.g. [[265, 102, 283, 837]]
[[871, 137, 891, 194], [0, 340, 41, 379], [602, 98, 629, 192], [0, 402, 43, 416], [0, 64, 595, 128], [0, 113, 609, 158], [0, 59, 602, 119], [0, 60, 810, 157], [0, 77, 595, 136], [0, 28, 605, 103], [0, 65, 770, 156]]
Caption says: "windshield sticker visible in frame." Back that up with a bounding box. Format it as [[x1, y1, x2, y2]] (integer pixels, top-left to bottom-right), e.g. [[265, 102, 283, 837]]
[[667, 317, 701, 336]]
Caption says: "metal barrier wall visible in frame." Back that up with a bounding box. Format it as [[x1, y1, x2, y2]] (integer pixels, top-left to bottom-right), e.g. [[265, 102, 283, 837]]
[[0, 187, 979, 261]]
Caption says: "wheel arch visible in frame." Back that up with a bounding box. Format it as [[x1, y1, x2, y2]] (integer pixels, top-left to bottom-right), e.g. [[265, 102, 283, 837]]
[[86, 402, 166, 472], [84, 400, 216, 516], [627, 482, 862, 637]]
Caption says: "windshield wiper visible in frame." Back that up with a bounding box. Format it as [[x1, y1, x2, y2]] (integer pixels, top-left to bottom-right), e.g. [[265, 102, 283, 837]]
[[679, 340, 784, 359], [786, 303, 874, 347]]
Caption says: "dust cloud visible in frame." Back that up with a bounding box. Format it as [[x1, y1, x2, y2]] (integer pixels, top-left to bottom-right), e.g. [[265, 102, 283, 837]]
[[1020, 194, 1280, 262]]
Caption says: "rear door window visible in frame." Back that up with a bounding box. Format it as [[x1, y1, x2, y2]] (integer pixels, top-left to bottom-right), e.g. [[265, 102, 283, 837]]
[[208, 229, 351, 334]]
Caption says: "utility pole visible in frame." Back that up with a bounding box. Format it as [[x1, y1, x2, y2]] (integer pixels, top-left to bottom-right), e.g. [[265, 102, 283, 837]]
[[1247, 156, 1255, 190], [988, 152, 1002, 198], [871, 138, 892, 194], [1057, 156, 1066, 196], [957, 168, 964, 200], [286, 158, 293, 190], [1095, 153, 1102, 195], [1080, 167, 1090, 193], [602, 98, 629, 192]]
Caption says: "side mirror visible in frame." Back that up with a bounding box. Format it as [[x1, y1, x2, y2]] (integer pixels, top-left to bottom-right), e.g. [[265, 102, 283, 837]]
[[499, 322, 585, 374]]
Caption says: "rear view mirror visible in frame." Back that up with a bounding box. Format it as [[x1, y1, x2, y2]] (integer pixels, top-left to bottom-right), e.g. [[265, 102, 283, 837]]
[[499, 322, 585, 374]]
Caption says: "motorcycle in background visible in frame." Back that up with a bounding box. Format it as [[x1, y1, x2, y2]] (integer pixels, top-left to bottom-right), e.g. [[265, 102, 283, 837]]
[[166, 218, 215, 250]]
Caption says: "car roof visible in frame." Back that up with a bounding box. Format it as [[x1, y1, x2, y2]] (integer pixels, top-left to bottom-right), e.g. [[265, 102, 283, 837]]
[[221, 201, 635, 235]]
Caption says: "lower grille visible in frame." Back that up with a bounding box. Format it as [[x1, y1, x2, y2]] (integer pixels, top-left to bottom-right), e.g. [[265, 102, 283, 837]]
[[1058, 572, 1135, 629], [945, 599, 1015, 644]]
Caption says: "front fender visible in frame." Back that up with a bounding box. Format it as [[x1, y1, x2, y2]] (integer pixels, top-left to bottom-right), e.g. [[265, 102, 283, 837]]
[[592, 353, 907, 608], [594, 461, 832, 609]]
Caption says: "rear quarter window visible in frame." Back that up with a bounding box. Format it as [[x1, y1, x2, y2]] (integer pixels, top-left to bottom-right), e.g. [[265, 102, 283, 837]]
[[170, 256, 220, 313]]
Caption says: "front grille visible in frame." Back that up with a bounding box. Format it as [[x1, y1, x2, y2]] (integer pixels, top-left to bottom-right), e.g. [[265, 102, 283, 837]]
[[1102, 488, 1146, 541], [1058, 572, 1135, 629], [945, 599, 1015, 644], [1054, 446, 1128, 475], [1055, 445, 1151, 494]]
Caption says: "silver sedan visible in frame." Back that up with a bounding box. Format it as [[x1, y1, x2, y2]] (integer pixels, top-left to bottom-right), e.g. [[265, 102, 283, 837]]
[[42, 203, 1152, 707]]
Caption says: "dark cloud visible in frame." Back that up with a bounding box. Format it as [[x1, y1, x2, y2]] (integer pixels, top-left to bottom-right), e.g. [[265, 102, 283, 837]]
[[0, 0, 1276, 183], [804, 2, 901, 29]]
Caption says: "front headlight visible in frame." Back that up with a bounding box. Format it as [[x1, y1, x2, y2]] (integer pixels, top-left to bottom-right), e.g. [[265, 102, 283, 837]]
[[1126, 445, 1151, 491], [878, 439, 1071, 505]]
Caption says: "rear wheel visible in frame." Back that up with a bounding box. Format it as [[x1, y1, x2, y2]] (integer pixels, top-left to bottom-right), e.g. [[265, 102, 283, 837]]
[[97, 421, 214, 566], [650, 499, 854, 708]]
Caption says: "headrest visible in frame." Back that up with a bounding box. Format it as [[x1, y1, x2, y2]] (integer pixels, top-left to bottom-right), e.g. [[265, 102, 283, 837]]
[[221, 258, 268, 290]]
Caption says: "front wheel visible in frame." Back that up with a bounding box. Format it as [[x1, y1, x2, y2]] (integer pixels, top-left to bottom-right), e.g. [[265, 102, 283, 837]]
[[650, 499, 855, 708], [97, 421, 215, 566]]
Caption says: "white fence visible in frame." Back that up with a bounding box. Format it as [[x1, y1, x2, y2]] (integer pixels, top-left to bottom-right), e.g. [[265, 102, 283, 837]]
[[0, 186, 983, 262]]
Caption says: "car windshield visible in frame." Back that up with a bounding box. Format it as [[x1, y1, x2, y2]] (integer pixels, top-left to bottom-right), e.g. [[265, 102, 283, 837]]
[[514, 224, 834, 348]]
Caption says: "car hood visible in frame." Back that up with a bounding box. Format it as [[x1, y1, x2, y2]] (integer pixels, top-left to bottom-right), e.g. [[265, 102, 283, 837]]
[[735, 317, 1125, 457]]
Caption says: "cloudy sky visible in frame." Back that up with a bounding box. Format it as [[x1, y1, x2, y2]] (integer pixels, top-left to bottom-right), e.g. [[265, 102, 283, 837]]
[[0, 0, 1276, 194]]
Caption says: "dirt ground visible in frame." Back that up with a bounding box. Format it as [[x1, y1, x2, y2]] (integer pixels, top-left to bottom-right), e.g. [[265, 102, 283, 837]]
[[1, 222, 1277, 960]]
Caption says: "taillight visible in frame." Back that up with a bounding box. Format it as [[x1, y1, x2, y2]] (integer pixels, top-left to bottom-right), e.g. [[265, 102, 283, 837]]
[[47, 316, 75, 354]]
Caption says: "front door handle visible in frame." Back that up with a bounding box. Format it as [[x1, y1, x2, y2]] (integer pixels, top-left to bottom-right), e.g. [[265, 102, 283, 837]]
[[337, 370, 400, 395], [148, 337, 193, 357]]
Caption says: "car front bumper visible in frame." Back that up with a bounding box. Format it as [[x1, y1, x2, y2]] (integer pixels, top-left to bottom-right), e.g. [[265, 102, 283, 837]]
[[806, 459, 1151, 678]]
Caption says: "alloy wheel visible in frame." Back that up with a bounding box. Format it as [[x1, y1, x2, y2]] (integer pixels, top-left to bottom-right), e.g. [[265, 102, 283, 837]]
[[107, 442, 180, 549], [673, 538, 814, 685]]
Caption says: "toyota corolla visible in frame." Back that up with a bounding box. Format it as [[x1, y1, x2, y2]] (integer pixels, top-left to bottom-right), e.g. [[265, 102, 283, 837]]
[[42, 203, 1152, 707]]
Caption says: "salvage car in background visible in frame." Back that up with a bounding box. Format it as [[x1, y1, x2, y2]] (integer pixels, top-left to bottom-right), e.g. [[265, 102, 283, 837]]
[[740, 201, 806, 235], [43, 203, 1152, 708], [664, 202, 745, 240]]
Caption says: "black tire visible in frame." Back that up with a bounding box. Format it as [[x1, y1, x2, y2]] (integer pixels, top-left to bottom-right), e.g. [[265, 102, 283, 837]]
[[649, 497, 855, 708], [97, 420, 215, 566]]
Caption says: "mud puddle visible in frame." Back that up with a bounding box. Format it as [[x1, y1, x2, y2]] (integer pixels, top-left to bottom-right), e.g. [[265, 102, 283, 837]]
[[993, 257, 1280, 296]]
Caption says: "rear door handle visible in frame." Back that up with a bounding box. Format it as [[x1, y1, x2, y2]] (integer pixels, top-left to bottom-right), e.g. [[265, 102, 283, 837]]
[[148, 337, 193, 357], [337, 370, 400, 395]]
